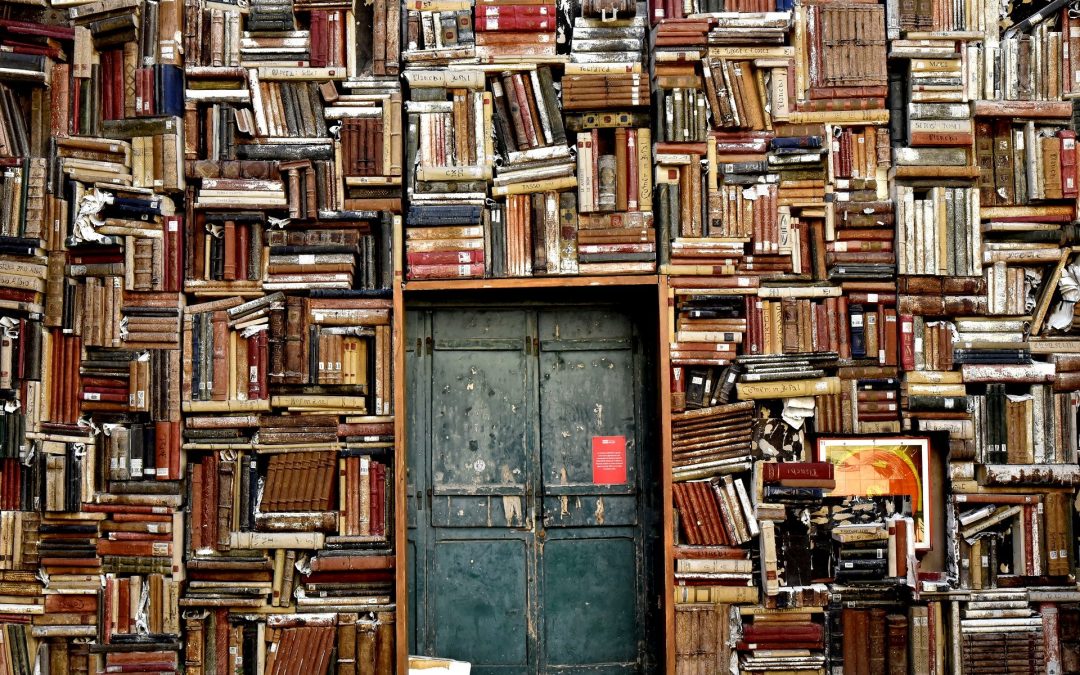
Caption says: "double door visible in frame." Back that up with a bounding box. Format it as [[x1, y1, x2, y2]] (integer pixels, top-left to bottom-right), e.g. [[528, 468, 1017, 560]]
[[406, 306, 656, 674]]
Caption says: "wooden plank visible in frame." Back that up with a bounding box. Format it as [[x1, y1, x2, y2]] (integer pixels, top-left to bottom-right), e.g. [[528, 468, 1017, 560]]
[[658, 275, 676, 675], [393, 215, 409, 675], [404, 274, 660, 292]]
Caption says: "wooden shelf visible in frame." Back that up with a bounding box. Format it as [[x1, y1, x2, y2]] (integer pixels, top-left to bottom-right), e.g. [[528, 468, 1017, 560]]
[[403, 274, 661, 291]]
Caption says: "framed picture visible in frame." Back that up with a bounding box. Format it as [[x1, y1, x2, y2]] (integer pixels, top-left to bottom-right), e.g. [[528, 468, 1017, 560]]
[[815, 436, 931, 550]]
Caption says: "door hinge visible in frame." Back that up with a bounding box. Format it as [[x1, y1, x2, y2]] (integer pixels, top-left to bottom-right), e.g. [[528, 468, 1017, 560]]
[[414, 337, 423, 356], [425, 336, 433, 355], [426, 486, 433, 510], [416, 489, 424, 511], [524, 335, 533, 356]]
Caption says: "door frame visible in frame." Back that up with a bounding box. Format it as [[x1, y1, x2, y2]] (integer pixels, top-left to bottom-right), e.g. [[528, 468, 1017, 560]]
[[402, 286, 664, 674]]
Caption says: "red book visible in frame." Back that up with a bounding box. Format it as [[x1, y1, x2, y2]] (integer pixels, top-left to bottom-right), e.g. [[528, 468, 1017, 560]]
[[736, 641, 823, 651], [83, 503, 173, 515], [1059, 129, 1078, 199], [370, 460, 385, 537], [405, 262, 485, 279], [256, 330, 269, 400], [338, 422, 394, 437], [742, 624, 823, 642], [405, 250, 487, 266], [155, 421, 171, 480], [203, 452, 218, 550], [0, 18, 76, 39], [215, 611, 229, 675], [672, 545, 748, 559], [51, 62, 71, 137], [476, 14, 556, 30], [761, 462, 834, 484], [81, 391, 129, 403], [511, 73, 538, 147], [247, 334, 261, 400], [112, 48, 125, 118], [0, 288, 39, 303], [374, 117, 384, 174], [670, 365, 684, 392], [222, 220, 237, 281], [210, 311, 228, 400], [310, 11, 327, 67], [170, 420, 182, 482], [101, 51, 114, 120], [71, 71, 81, 135], [837, 296, 851, 360], [237, 222, 250, 281], [107, 532, 171, 541], [190, 462, 204, 552], [98, 539, 172, 557], [1067, 11, 1074, 96], [141, 68, 155, 115], [475, 4, 556, 16], [307, 554, 394, 572], [103, 576, 114, 643], [69, 250, 124, 264], [895, 517, 908, 579], [44, 594, 97, 614], [117, 577, 130, 634], [168, 216, 183, 291]]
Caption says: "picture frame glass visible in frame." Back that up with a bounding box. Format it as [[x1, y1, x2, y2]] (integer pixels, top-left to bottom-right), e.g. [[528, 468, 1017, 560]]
[[816, 436, 931, 550]]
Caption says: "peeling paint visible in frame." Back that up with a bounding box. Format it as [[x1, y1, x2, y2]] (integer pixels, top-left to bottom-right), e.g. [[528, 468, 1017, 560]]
[[594, 403, 604, 427], [595, 497, 605, 524], [560, 495, 570, 518], [502, 495, 523, 526]]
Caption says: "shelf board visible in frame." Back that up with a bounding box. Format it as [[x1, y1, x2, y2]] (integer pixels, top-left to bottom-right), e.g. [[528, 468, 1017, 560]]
[[403, 274, 660, 291]]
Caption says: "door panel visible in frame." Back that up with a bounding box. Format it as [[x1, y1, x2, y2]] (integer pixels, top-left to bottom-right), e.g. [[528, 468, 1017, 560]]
[[433, 537, 531, 674], [542, 534, 640, 672], [409, 306, 652, 674], [538, 311, 638, 530], [430, 310, 530, 528]]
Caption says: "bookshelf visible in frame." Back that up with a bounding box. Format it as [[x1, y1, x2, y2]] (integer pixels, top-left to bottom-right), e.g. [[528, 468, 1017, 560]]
[[5, 0, 1080, 670]]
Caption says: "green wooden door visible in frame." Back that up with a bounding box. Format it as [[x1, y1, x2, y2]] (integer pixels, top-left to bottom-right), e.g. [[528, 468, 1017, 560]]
[[407, 306, 652, 675]]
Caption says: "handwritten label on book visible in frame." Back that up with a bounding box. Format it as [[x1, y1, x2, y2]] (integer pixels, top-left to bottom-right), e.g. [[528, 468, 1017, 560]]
[[592, 436, 627, 484]]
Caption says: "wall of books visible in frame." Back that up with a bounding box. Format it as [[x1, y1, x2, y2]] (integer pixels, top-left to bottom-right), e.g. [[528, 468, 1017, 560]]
[[0, 0, 403, 672], [3, 0, 1080, 670]]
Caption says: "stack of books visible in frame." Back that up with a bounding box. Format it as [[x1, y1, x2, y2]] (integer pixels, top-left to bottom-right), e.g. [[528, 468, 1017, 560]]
[[403, 69, 491, 279], [0, 0, 403, 671]]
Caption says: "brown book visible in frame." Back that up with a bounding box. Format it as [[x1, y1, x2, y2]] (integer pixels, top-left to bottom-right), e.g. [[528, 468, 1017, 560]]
[[337, 616, 358, 675], [886, 613, 909, 675], [357, 621, 376, 675], [190, 463, 204, 552], [675, 604, 728, 672], [210, 311, 228, 400], [217, 456, 234, 551]]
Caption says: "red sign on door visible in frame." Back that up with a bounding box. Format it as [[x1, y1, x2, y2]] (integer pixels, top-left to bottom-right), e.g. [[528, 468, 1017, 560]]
[[592, 436, 627, 484]]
